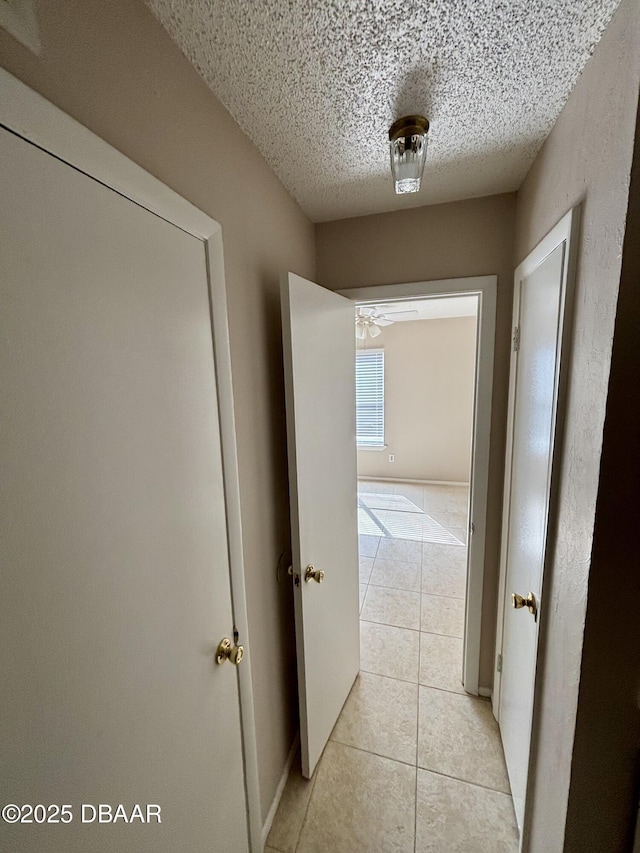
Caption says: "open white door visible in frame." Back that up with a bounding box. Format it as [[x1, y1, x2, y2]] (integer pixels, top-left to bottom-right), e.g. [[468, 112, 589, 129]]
[[281, 273, 360, 778], [496, 208, 578, 835]]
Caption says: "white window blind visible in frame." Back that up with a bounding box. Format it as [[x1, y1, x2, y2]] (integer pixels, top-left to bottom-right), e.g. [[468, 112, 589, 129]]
[[356, 349, 384, 447]]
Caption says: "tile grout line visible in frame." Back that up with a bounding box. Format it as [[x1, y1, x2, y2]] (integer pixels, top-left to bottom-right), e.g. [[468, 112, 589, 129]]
[[414, 761, 513, 797], [357, 667, 470, 699], [329, 736, 417, 770], [359, 614, 462, 639], [368, 579, 464, 600]]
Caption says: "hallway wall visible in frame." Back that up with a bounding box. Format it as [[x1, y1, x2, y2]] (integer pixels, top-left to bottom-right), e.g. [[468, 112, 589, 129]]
[[317, 192, 516, 689], [0, 0, 315, 823], [513, 0, 640, 848]]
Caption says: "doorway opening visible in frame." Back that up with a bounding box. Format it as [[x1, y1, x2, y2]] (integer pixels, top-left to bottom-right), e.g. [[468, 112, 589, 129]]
[[355, 294, 477, 697], [268, 275, 519, 851], [342, 275, 497, 697]]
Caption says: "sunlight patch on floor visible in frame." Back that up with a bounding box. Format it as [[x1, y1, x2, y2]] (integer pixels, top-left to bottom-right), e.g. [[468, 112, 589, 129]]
[[357, 493, 464, 545]]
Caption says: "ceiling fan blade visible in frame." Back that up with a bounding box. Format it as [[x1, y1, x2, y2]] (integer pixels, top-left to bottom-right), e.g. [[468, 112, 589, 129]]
[[358, 307, 376, 317], [374, 318, 394, 326], [382, 310, 419, 320]]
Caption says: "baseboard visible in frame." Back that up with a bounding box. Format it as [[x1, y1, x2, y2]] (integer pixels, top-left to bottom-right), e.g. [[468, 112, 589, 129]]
[[478, 686, 492, 699], [358, 476, 470, 487], [262, 733, 300, 848]]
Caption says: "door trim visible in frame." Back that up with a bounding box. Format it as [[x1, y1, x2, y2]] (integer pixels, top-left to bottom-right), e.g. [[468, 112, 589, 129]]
[[0, 68, 261, 852], [339, 275, 496, 696], [494, 207, 579, 847]]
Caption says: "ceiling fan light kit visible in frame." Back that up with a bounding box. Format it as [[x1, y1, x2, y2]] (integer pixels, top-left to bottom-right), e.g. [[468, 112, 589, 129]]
[[355, 305, 419, 340], [389, 115, 429, 195]]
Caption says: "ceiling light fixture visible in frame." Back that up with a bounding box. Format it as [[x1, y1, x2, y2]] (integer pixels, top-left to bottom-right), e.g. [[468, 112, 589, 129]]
[[355, 320, 381, 341], [389, 115, 429, 194], [355, 306, 419, 339]]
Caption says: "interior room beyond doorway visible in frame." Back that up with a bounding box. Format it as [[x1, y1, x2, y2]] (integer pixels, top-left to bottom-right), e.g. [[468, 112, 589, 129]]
[[355, 294, 477, 696]]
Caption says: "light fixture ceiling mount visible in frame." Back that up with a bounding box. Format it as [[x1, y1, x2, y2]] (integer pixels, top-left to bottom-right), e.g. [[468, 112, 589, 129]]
[[389, 115, 429, 195]]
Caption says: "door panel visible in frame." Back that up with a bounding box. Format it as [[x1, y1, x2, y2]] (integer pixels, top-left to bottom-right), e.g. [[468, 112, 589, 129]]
[[281, 273, 360, 778], [0, 127, 248, 852], [499, 242, 566, 831]]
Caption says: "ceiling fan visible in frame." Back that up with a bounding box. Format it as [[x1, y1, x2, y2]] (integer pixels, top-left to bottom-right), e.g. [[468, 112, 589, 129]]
[[355, 305, 419, 339]]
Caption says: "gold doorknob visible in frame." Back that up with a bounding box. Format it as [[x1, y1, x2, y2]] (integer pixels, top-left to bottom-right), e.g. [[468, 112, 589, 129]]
[[511, 591, 537, 618], [216, 637, 245, 666], [305, 565, 325, 584]]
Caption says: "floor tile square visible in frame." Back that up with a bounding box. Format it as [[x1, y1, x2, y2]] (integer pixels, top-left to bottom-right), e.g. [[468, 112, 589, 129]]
[[297, 741, 415, 853], [358, 508, 387, 537], [392, 484, 425, 509], [415, 770, 519, 852], [330, 671, 418, 765], [418, 687, 510, 793], [448, 526, 467, 544], [422, 542, 467, 571], [376, 536, 422, 563], [360, 621, 419, 682], [421, 594, 465, 637], [358, 534, 380, 558], [370, 557, 421, 592], [359, 556, 374, 583], [419, 633, 465, 694], [422, 549, 467, 598], [382, 510, 426, 541], [358, 493, 393, 511], [361, 586, 421, 630]]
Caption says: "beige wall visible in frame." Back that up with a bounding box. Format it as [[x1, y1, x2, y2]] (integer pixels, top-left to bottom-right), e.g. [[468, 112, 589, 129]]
[[513, 0, 640, 849], [0, 0, 315, 822], [357, 317, 476, 483], [565, 106, 640, 850], [317, 192, 516, 688]]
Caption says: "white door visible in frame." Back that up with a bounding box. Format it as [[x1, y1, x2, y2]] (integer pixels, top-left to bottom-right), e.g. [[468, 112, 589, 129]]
[[0, 127, 248, 852], [281, 273, 360, 778], [498, 210, 577, 832]]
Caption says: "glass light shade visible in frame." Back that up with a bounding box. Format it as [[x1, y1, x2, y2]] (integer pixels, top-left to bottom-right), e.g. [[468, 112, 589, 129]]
[[355, 323, 366, 340], [389, 115, 429, 195], [368, 324, 382, 338]]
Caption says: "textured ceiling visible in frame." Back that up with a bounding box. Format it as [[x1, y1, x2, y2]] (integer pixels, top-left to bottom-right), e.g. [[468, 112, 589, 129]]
[[147, 0, 621, 222]]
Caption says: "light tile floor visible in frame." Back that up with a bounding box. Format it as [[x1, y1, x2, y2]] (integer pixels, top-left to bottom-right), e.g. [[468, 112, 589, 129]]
[[267, 481, 518, 853]]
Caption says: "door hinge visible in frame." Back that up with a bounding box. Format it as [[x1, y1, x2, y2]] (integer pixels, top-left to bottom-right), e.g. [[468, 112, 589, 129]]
[[512, 326, 520, 352], [497, 653, 503, 673], [469, 521, 475, 536]]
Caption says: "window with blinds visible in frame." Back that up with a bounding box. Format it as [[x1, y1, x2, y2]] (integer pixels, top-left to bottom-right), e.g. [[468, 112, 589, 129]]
[[355, 349, 385, 447]]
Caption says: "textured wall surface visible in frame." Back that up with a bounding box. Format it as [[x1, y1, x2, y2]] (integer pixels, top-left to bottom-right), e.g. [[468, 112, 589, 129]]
[[514, 0, 640, 848], [565, 111, 640, 847], [317, 192, 516, 688], [357, 317, 476, 483], [0, 0, 315, 824], [146, 0, 621, 221]]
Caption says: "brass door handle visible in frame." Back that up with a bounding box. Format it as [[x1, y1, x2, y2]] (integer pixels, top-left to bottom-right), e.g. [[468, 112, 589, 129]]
[[305, 565, 325, 584], [512, 591, 537, 618], [216, 637, 245, 666]]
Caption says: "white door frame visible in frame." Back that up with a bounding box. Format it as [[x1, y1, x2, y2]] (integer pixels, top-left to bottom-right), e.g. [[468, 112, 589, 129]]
[[0, 69, 262, 851], [340, 275, 496, 696]]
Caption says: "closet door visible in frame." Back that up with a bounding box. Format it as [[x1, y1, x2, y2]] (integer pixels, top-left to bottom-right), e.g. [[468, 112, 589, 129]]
[[0, 125, 248, 852]]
